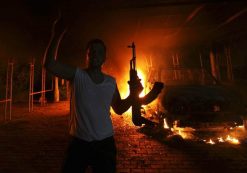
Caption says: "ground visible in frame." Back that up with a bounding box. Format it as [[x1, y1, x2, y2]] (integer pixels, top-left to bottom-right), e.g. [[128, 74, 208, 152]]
[[0, 101, 247, 173]]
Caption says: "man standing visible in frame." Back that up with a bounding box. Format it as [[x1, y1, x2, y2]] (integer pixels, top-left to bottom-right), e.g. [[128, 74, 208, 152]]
[[44, 17, 163, 173]]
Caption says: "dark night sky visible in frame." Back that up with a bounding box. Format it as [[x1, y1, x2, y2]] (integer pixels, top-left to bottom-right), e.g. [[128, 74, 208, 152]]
[[0, 0, 141, 68], [0, 0, 82, 63], [0, 0, 247, 74]]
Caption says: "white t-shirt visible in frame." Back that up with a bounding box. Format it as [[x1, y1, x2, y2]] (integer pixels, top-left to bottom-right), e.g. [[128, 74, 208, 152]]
[[69, 68, 116, 141]]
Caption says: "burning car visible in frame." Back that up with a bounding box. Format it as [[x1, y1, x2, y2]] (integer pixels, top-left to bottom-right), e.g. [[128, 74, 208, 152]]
[[148, 67, 247, 128]]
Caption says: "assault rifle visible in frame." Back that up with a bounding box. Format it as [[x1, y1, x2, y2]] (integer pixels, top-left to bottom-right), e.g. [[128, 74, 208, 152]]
[[128, 42, 164, 126]]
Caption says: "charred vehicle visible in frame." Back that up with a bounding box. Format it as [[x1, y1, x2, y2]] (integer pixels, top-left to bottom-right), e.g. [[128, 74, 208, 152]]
[[148, 67, 246, 127]]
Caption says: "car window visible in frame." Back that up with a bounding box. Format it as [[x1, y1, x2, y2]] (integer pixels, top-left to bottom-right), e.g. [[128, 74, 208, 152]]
[[147, 68, 217, 86]]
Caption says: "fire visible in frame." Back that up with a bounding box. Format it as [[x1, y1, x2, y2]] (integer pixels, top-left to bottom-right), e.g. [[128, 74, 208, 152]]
[[218, 137, 224, 142], [111, 50, 159, 118], [117, 68, 147, 99], [203, 135, 240, 145], [114, 67, 150, 116], [207, 139, 215, 145], [137, 69, 147, 97], [163, 121, 243, 145], [171, 126, 196, 140], [111, 53, 245, 145], [163, 118, 169, 129], [226, 135, 240, 144]]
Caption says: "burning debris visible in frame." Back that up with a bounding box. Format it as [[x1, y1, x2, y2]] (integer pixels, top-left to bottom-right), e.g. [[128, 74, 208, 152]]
[[170, 124, 245, 145], [138, 114, 247, 145], [136, 116, 247, 146]]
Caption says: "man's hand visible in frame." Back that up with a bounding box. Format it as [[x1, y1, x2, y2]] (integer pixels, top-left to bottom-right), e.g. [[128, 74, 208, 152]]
[[152, 82, 164, 95], [129, 79, 144, 98], [51, 12, 67, 38], [139, 82, 164, 105], [43, 10, 76, 81]]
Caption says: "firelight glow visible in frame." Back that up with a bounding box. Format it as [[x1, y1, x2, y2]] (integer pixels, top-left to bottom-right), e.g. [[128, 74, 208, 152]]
[[117, 69, 147, 98], [114, 67, 149, 115], [207, 139, 215, 145], [137, 69, 147, 98], [226, 135, 240, 144], [167, 125, 242, 145], [163, 118, 170, 129]]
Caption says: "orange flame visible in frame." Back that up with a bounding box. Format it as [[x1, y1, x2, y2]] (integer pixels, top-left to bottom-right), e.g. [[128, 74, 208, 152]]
[[167, 126, 243, 145], [115, 67, 149, 116], [207, 139, 215, 145], [163, 118, 170, 129], [226, 135, 240, 144]]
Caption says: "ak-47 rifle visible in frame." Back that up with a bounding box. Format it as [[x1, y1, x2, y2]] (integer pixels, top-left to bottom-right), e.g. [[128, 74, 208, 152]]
[[128, 42, 164, 126]]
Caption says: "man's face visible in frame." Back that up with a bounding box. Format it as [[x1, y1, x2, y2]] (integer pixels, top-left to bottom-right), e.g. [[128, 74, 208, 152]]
[[87, 43, 106, 68]]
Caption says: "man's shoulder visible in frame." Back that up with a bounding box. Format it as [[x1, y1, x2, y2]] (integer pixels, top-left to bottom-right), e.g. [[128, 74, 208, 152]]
[[104, 73, 116, 83], [75, 68, 87, 77]]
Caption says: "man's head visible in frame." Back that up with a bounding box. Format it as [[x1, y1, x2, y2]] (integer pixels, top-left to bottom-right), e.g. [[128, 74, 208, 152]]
[[86, 39, 106, 68]]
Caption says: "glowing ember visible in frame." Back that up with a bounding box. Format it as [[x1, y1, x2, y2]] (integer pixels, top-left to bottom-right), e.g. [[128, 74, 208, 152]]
[[226, 135, 240, 144], [166, 124, 243, 145], [202, 134, 241, 145], [163, 118, 169, 129], [200, 134, 240, 145], [207, 139, 215, 145], [237, 125, 244, 129], [171, 127, 195, 140], [218, 137, 224, 142]]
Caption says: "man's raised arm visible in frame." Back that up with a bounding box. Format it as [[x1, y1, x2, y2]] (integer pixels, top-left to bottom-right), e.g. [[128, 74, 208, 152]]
[[44, 17, 76, 81]]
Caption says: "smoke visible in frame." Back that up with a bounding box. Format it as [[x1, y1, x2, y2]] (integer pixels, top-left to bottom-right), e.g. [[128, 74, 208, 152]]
[[0, 1, 199, 67], [0, 0, 246, 77]]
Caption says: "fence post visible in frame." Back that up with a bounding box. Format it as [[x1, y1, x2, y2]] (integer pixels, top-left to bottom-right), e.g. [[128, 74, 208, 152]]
[[29, 59, 34, 112], [4, 59, 13, 121]]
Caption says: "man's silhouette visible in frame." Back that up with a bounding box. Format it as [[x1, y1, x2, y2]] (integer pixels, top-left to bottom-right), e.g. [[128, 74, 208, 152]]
[[44, 17, 163, 173], [44, 16, 139, 173]]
